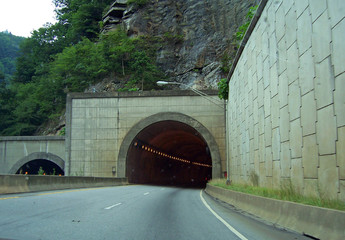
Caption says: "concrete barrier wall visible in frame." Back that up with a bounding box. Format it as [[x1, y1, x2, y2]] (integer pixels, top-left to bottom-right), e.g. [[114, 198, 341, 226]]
[[0, 175, 128, 194], [206, 184, 345, 240], [226, 0, 345, 201]]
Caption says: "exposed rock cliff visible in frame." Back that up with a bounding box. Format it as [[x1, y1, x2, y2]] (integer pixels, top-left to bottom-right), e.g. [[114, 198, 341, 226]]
[[102, 0, 258, 89]]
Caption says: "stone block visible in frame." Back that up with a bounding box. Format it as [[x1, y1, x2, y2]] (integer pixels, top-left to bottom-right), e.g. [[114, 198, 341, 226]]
[[277, 37, 287, 75], [316, 105, 337, 155], [281, 0, 294, 15], [312, 11, 331, 63], [265, 146, 273, 177], [285, 6, 297, 48], [315, 57, 335, 109], [256, 54, 263, 81], [264, 88, 271, 118], [270, 63, 279, 97], [258, 79, 264, 108], [339, 180, 345, 202], [263, 57, 270, 89], [288, 80, 301, 121], [297, 8, 312, 55], [327, 0, 345, 27], [280, 106, 290, 142], [286, 42, 299, 84], [334, 74, 345, 127], [337, 126, 345, 179], [301, 91, 317, 136], [290, 118, 303, 158], [264, 116, 272, 147], [304, 178, 319, 198], [272, 160, 281, 189], [309, 0, 327, 22], [318, 155, 339, 199], [331, 19, 345, 76], [258, 109, 265, 138], [295, 0, 309, 18], [298, 48, 315, 95], [281, 141, 291, 178], [291, 158, 304, 193], [271, 95, 280, 128], [302, 134, 319, 178], [278, 70, 288, 108], [259, 134, 265, 163], [269, 33, 278, 67], [272, 127, 281, 160], [275, 4, 285, 41], [254, 123, 259, 150]]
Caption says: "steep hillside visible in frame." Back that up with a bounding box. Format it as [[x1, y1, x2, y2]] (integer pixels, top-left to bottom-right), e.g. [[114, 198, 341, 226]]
[[0, 31, 25, 83], [102, 0, 259, 89]]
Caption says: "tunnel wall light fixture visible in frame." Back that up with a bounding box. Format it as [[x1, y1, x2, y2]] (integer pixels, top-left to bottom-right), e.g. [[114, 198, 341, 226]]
[[133, 141, 212, 168]]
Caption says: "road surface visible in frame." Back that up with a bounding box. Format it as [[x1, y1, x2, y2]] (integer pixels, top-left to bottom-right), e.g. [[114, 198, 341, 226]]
[[0, 185, 311, 240]]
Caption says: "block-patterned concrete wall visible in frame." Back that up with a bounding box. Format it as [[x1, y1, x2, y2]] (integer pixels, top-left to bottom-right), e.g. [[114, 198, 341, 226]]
[[0, 136, 66, 174], [66, 91, 225, 178], [227, 0, 345, 200]]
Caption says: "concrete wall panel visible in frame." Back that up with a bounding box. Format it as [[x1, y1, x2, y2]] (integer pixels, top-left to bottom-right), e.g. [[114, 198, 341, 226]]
[[227, 0, 345, 200]]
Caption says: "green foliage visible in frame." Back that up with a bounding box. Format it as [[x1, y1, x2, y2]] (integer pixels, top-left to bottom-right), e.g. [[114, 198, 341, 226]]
[[217, 78, 229, 100], [0, 0, 168, 136], [37, 167, 45, 175], [234, 5, 258, 45], [59, 127, 66, 136], [0, 31, 25, 82], [220, 52, 232, 74]]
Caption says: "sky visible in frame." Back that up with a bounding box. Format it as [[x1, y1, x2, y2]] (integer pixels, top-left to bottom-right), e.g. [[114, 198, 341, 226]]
[[0, 0, 57, 37]]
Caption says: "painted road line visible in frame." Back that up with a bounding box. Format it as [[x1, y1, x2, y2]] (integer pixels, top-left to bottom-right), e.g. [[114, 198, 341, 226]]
[[200, 190, 248, 240], [144, 192, 150, 195], [0, 196, 19, 200], [105, 203, 122, 210]]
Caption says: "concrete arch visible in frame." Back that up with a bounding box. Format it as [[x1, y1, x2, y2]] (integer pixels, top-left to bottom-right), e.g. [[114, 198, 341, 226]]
[[9, 152, 65, 174], [117, 112, 222, 179]]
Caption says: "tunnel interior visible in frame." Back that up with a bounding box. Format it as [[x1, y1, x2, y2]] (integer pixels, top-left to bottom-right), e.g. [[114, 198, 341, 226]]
[[126, 120, 212, 187], [16, 159, 64, 175]]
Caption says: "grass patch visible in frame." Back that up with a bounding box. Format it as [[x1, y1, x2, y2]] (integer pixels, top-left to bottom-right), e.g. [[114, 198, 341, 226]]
[[209, 179, 345, 211]]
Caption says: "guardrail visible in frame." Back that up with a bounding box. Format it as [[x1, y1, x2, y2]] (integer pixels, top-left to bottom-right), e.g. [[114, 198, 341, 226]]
[[0, 175, 128, 194], [205, 184, 345, 240]]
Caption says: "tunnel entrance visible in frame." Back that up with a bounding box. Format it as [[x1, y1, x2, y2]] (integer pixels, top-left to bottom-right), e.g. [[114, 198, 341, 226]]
[[16, 159, 64, 175], [126, 120, 212, 187]]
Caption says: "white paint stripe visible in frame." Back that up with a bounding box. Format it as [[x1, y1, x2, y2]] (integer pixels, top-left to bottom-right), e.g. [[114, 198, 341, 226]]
[[200, 190, 248, 240], [144, 192, 150, 195], [105, 203, 122, 210]]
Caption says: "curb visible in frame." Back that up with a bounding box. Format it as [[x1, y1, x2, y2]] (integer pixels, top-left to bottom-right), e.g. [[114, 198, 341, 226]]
[[205, 184, 345, 240], [0, 175, 128, 194]]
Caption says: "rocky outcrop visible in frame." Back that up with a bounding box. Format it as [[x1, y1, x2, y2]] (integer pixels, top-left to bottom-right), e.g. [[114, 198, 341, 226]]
[[103, 0, 259, 89]]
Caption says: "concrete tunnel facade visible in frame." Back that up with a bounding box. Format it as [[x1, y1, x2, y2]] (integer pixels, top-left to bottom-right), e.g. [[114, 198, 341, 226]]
[[66, 91, 226, 185]]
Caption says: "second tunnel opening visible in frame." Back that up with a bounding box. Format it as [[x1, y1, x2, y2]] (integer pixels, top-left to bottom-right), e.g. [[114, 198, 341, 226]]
[[126, 120, 212, 187]]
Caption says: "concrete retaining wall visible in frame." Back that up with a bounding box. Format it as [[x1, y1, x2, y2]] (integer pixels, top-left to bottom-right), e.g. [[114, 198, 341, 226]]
[[205, 184, 345, 240], [0, 175, 128, 194], [226, 0, 345, 201]]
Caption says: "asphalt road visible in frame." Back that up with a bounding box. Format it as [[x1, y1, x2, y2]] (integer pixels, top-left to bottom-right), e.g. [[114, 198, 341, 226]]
[[0, 185, 311, 240]]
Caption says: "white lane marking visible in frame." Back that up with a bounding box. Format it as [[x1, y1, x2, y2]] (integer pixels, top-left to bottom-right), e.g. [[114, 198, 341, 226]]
[[200, 190, 248, 240], [144, 192, 150, 195], [105, 203, 122, 210]]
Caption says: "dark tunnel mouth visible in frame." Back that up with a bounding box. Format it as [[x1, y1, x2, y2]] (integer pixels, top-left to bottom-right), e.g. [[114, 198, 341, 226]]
[[126, 120, 212, 188], [16, 159, 65, 175]]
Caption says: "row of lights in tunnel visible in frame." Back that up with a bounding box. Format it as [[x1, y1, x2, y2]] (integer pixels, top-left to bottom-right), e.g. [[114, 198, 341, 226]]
[[133, 142, 212, 168]]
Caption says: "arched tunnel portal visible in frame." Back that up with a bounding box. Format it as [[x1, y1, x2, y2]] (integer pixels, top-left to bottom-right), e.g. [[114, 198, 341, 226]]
[[119, 113, 222, 188]]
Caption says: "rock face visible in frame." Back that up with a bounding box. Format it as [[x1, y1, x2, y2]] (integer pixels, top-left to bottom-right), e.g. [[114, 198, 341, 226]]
[[103, 0, 258, 89]]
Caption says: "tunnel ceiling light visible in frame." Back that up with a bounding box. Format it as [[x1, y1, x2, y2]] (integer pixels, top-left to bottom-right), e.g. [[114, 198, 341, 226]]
[[134, 140, 212, 168]]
